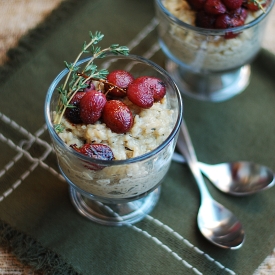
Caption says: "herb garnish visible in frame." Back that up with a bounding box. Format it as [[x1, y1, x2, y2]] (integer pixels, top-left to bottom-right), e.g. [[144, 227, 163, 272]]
[[53, 31, 129, 132]]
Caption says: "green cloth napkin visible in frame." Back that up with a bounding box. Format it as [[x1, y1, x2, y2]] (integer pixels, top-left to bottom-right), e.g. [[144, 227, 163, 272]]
[[0, 0, 275, 274]]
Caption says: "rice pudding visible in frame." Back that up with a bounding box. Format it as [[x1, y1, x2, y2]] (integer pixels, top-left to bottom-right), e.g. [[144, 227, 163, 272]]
[[156, 0, 267, 72], [58, 96, 175, 160], [55, 91, 176, 198], [48, 54, 182, 200]]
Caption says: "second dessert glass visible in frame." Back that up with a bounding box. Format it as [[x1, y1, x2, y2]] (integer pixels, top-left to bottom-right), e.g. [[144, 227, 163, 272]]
[[155, 0, 275, 101], [45, 54, 183, 226]]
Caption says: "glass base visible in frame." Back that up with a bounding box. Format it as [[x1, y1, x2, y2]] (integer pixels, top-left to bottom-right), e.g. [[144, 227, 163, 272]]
[[165, 59, 251, 102], [69, 186, 161, 226]]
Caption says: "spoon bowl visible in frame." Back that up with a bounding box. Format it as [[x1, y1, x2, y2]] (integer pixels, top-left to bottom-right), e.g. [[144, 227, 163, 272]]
[[177, 121, 245, 249], [172, 152, 275, 196], [198, 199, 244, 249]]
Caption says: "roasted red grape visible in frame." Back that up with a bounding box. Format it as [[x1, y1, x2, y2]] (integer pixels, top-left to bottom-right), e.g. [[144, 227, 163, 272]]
[[190, 0, 262, 38], [105, 70, 134, 97], [102, 100, 134, 134], [221, 0, 242, 10], [71, 143, 114, 160], [79, 90, 107, 124], [215, 14, 232, 28], [195, 11, 216, 28], [71, 143, 114, 170], [149, 77, 167, 102], [127, 77, 154, 108], [204, 0, 226, 15], [127, 76, 166, 108], [64, 91, 86, 124]]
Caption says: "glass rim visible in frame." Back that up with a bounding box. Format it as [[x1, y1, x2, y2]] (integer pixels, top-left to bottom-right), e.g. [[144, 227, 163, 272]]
[[44, 54, 183, 166], [156, 0, 275, 35]]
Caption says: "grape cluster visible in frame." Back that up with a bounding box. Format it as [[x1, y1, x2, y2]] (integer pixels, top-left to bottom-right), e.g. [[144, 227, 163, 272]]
[[189, 0, 264, 38], [64, 69, 166, 134]]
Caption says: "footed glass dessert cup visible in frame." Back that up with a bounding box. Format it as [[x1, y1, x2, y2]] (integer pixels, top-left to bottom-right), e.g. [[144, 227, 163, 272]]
[[155, 0, 275, 101], [45, 54, 183, 226]]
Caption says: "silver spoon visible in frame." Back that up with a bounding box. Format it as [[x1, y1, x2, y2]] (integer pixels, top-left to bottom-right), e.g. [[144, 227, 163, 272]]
[[172, 152, 275, 196], [177, 120, 245, 249]]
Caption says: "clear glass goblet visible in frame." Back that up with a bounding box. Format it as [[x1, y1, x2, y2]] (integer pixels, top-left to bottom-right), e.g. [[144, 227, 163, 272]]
[[45, 54, 183, 226], [155, 0, 275, 101]]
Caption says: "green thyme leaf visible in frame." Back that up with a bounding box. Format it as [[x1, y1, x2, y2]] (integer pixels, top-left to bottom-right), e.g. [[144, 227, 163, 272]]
[[92, 69, 109, 79], [60, 93, 68, 105], [82, 42, 89, 53], [54, 124, 65, 133], [85, 64, 97, 73], [110, 45, 129, 55], [89, 31, 104, 43]]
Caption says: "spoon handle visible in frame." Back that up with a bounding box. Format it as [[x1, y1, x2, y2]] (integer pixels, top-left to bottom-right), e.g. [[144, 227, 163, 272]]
[[177, 121, 212, 201]]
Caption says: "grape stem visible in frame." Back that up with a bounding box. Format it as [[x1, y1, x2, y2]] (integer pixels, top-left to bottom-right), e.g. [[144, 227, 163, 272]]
[[77, 72, 127, 95]]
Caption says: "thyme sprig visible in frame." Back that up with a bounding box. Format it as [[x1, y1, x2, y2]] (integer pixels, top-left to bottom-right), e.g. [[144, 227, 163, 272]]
[[54, 31, 129, 132]]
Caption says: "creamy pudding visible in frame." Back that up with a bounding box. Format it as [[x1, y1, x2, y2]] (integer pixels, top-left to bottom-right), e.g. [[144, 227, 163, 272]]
[[55, 87, 176, 198], [47, 54, 182, 200], [156, 0, 266, 72]]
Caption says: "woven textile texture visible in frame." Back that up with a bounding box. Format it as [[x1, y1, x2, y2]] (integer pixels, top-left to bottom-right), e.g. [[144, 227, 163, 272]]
[[0, 1, 64, 274], [0, 0, 275, 274]]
